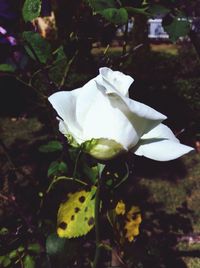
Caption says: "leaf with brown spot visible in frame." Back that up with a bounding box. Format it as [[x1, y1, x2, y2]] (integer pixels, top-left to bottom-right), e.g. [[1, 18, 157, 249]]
[[57, 187, 96, 238]]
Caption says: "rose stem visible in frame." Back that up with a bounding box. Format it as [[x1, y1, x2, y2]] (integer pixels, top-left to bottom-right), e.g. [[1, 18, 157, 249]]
[[93, 179, 101, 268]]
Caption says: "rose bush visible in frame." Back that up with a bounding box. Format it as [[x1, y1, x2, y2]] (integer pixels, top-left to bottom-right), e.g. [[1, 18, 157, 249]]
[[48, 67, 193, 161]]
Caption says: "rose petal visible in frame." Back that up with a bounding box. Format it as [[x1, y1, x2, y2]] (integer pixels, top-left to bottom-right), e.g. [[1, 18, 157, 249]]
[[82, 89, 139, 149], [134, 124, 194, 161], [96, 67, 134, 97], [141, 123, 179, 141], [48, 91, 83, 142], [106, 92, 167, 142]]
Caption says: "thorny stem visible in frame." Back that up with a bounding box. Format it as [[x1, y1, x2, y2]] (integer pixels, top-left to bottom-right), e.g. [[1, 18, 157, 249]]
[[46, 175, 87, 194], [72, 149, 82, 181], [93, 176, 102, 268]]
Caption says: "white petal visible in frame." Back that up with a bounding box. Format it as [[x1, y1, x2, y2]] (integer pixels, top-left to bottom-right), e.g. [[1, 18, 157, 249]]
[[48, 91, 83, 142], [134, 124, 194, 161], [141, 123, 179, 141], [74, 78, 101, 126], [82, 89, 139, 149], [96, 67, 134, 97], [106, 93, 167, 142]]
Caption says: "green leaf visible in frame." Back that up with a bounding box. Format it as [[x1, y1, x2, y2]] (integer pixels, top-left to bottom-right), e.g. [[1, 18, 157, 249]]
[[0, 227, 9, 235], [18, 246, 25, 253], [46, 233, 66, 256], [23, 255, 35, 268], [57, 187, 96, 238], [126, 6, 149, 16], [87, 0, 116, 11], [2, 256, 11, 267], [83, 164, 99, 183], [0, 256, 5, 265], [22, 0, 41, 22], [97, 163, 105, 178], [163, 17, 190, 42], [28, 243, 41, 254], [39, 141, 63, 153], [99, 8, 128, 25], [0, 64, 16, 73], [23, 31, 52, 64], [47, 161, 68, 177], [8, 250, 17, 259], [53, 46, 67, 62]]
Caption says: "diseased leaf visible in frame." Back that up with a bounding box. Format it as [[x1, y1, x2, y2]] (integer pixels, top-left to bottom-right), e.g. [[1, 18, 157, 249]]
[[23, 31, 52, 64], [57, 187, 96, 238], [108, 202, 142, 244], [39, 141, 63, 153], [125, 206, 142, 242], [23, 0, 41, 22]]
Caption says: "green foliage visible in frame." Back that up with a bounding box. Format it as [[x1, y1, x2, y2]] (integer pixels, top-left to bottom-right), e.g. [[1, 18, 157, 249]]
[[163, 17, 190, 42], [99, 8, 128, 25], [47, 161, 68, 177], [23, 255, 35, 268], [126, 7, 149, 16], [0, 256, 11, 267], [46, 233, 66, 256], [87, 0, 116, 11], [22, 31, 52, 64], [148, 4, 170, 16], [27, 243, 41, 254], [46, 233, 77, 265], [0, 245, 33, 268], [39, 141, 63, 153], [87, 0, 128, 24], [57, 187, 96, 238], [82, 163, 99, 183], [0, 64, 16, 73], [0, 228, 9, 235], [22, 0, 41, 22]]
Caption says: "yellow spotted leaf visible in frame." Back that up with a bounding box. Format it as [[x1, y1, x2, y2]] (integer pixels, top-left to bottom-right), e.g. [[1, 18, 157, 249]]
[[57, 187, 96, 238]]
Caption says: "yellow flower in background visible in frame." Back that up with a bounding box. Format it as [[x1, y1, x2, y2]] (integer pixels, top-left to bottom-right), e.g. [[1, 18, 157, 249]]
[[125, 206, 142, 242], [115, 200, 126, 215]]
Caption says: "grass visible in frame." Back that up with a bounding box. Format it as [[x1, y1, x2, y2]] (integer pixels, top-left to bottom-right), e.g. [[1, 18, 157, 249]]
[[91, 43, 179, 56]]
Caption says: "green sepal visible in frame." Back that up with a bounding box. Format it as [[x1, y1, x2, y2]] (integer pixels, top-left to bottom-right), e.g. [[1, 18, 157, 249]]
[[82, 138, 125, 160]]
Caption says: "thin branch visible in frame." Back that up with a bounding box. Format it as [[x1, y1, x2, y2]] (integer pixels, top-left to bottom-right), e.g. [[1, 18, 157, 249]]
[[24, 41, 56, 93], [59, 51, 78, 89], [122, 21, 129, 56]]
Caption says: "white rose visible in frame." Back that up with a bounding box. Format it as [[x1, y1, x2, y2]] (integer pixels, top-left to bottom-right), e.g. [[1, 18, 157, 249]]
[[48, 67, 193, 161]]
